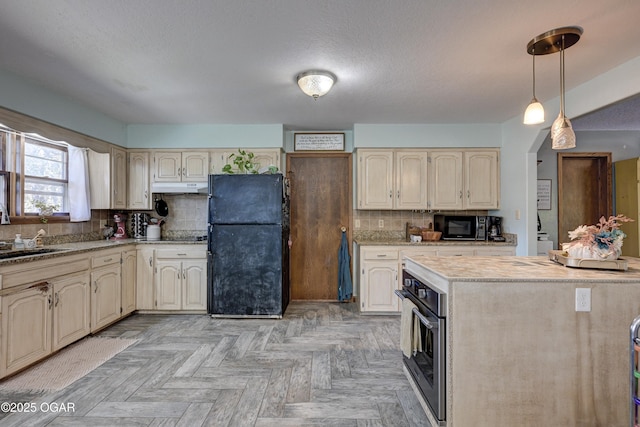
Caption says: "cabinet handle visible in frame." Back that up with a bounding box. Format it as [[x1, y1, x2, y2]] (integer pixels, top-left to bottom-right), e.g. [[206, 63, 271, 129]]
[[149, 257, 153, 267], [94, 281, 98, 293], [144, 190, 148, 199], [183, 270, 186, 280], [459, 190, 463, 199], [389, 190, 392, 199], [104, 258, 113, 263], [177, 253, 187, 256], [48, 294, 52, 310], [467, 190, 470, 199], [376, 254, 387, 258], [178, 167, 181, 177], [182, 167, 186, 177], [397, 191, 400, 199], [54, 292, 59, 307]]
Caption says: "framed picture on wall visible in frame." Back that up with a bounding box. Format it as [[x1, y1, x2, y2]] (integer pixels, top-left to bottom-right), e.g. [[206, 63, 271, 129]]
[[537, 179, 552, 210], [294, 133, 345, 151]]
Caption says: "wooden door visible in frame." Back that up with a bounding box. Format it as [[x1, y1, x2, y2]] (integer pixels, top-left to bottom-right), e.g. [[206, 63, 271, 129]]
[[557, 152, 612, 246], [288, 154, 352, 300]]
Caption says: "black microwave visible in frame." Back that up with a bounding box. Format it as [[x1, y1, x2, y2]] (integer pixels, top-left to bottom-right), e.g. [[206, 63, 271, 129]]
[[433, 214, 488, 241]]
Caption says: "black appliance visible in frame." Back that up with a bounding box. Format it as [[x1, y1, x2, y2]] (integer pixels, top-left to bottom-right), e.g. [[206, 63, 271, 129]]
[[400, 270, 447, 425], [488, 216, 505, 241], [207, 174, 290, 317], [434, 214, 488, 240]]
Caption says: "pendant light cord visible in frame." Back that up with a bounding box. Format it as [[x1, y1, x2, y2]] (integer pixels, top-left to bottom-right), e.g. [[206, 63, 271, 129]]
[[560, 34, 566, 118]]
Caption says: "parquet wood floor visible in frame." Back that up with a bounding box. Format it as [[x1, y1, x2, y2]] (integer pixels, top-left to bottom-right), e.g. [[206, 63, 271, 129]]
[[0, 302, 431, 426]]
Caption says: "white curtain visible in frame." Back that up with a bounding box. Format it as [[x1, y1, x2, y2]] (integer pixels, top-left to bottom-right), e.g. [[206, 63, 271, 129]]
[[68, 145, 91, 222]]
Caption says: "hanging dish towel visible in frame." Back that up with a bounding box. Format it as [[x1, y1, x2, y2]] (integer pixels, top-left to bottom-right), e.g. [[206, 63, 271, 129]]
[[401, 297, 417, 357], [338, 230, 353, 302]]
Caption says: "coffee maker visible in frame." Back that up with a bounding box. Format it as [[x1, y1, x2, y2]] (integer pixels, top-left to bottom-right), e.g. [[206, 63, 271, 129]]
[[488, 216, 505, 241]]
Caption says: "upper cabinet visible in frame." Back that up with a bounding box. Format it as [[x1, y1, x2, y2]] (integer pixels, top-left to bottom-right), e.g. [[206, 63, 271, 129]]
[[357, 148, 499, 211], [429, 149, 499, 210], [127, 151, 151, 210], [111, 146, 128, 209], [357, 149, 428, 210], [152, 151, 209, 182], [210, 149, 282, 174]]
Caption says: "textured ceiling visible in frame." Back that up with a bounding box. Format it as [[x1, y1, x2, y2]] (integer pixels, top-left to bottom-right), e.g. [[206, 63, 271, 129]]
[[0, 0, 639, 131]]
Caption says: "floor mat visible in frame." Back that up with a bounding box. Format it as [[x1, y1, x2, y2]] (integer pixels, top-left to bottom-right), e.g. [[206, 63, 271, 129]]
[[0, 337, 137, 392]]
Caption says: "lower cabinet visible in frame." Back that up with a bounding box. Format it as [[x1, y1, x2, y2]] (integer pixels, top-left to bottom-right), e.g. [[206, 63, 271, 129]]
[[359, 244, 516, 313], [1, 270, 91, 377], [121, 249, 137, 316], [360, 248, 399, 312], [136, 246, 155, 310], [90, 251, 122, 332], [154, 246, 207, 311]]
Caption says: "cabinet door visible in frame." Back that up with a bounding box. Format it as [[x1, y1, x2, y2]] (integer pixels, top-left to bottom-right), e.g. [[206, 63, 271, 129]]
[[155, 260, 181, 310], [361, 261, 398, 312], [2, 284, 52, 376], [251, 149, 281, 172], [395, 151, 428, 209], [358, 150, 394, 209], [127, 151, 151, 210], [182, 152, 209, 181], [121, 250, 137, 315], [182, 260, 207, 310], [464, 150, 499, 209], [111, 146, 127, 209], [53, 273, 90, 351], [429, 151, 463, 210], [153, 152, 181, 182], [209, 150, 227, 174], [91, 265, 122, 332], [136, 247, 155, 310]]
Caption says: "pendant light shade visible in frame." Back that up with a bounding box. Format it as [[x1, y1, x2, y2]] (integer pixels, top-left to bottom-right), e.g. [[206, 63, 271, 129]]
[[524, 26, 582, 149], [296, 71, 336, 99]]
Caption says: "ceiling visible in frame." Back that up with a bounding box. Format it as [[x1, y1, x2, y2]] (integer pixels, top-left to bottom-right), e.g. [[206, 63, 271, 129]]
[[0, 0, 639, 131]]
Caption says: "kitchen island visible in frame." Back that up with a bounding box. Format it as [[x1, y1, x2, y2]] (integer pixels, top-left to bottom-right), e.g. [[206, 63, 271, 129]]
[[403, 255, 640, 427]]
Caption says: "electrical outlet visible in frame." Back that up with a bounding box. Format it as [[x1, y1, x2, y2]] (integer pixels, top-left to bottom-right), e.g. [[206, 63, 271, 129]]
[[575, 288, 591, 312], [355, 219, 361, 229], [378, 219, 384, 228]]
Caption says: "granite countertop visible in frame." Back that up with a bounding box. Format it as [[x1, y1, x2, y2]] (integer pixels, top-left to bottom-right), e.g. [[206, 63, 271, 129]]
[[405, 255, 640, 283], [355, 239, 516, 247], [0, 239, 206, 266]]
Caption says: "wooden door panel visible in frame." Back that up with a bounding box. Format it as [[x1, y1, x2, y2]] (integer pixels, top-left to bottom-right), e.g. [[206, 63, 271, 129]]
[[289, 154, 352, 300], [558, 153, 611, 246]]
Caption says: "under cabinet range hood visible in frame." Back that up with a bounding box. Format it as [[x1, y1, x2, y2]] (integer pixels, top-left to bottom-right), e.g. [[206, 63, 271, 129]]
[[151, 182, 208, 194]]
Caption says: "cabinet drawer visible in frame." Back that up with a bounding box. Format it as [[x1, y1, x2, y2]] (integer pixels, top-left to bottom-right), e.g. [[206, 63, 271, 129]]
[[361, 248, 399, 260], [155, 247, 206, 259], [91, 252, 120, 268]]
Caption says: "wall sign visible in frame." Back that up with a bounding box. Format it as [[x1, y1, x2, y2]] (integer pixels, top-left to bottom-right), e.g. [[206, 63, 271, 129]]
[[537, 179, 552, 210], [294, 133, 345, 151]]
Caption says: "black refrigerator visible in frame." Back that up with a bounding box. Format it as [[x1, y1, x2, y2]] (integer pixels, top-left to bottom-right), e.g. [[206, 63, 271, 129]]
[[207, 174, 290, 318]]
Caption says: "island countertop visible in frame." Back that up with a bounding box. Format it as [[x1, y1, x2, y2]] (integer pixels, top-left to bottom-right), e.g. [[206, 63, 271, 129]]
[[404, 254, 640, 285]]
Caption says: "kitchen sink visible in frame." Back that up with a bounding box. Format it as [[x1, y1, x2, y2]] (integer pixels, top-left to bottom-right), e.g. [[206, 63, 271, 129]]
[[0, 247, 68, 260]]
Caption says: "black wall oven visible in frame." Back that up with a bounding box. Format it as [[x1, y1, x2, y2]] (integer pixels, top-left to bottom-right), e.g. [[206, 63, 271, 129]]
[[399, 270, 447, 425]]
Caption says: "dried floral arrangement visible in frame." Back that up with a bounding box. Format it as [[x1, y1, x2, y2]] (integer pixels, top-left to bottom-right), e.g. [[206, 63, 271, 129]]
[[564, 214, 633, 260]]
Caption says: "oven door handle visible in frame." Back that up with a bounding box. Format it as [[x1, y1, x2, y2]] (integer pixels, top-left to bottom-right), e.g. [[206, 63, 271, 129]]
[[412, 308, 438, 330], [394, 290, 439, 330]]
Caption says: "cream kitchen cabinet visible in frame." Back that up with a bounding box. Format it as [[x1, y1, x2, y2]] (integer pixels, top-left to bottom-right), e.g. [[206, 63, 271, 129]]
[[0, 254, 91, 378], [111, 146, 128, 209], [52, 272, 91, 351], [91, 250, 122, 332], [359, 247, 400, 312], [127, 151, 151, 210], [121, 249, 137, 316], [212, 148, 282, 174], [357, 149, 428, 210], [152, 151, 209, 182], [155, 246, 207, 311], [429, 149, 500, 210], [136, 246, 155, 310], [1, 282, 52, 377]]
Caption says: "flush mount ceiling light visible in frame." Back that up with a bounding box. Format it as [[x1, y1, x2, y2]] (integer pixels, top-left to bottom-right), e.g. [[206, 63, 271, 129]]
[[296, 70, 336, 100], [524, 26, 583, 150]]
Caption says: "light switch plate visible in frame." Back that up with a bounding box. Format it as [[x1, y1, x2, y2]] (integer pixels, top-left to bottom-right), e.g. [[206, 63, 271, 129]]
[[575, 288, 591, 312]]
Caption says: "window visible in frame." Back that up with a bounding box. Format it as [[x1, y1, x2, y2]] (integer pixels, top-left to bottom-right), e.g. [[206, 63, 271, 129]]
[[23, 136, 68, 214]]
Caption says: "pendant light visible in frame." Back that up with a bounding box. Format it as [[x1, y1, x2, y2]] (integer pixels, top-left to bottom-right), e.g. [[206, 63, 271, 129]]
[[523, 50, 544, 124], [524, 26, 583, 149]]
